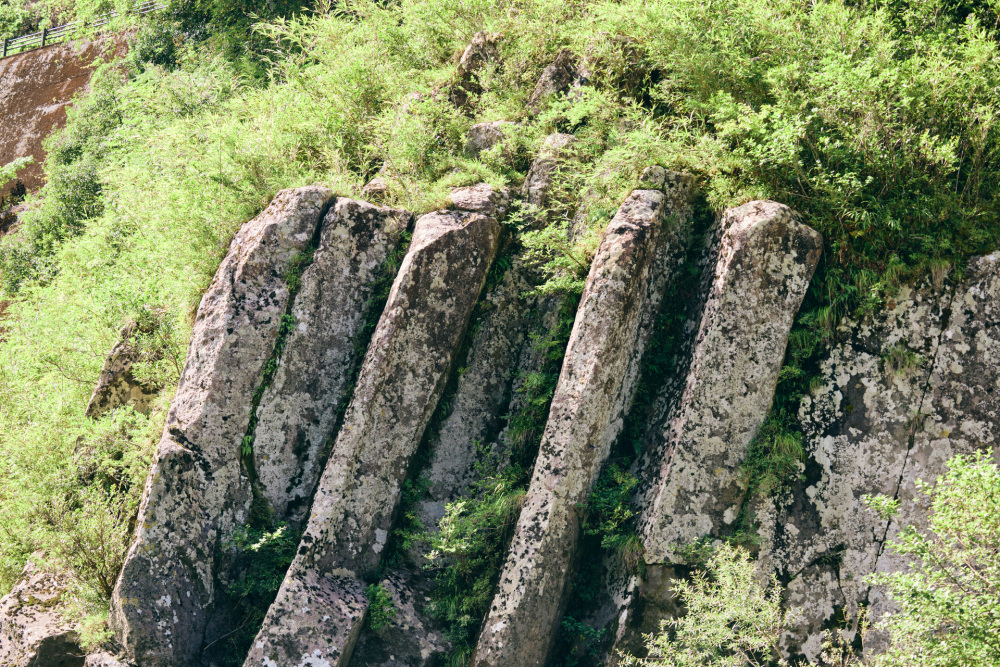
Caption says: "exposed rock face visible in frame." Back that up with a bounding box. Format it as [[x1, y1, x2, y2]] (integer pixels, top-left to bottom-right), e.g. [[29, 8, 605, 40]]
[[85, 318, 164, 419], [418, 253, 560, 513], [756, 253, 1000, 660], [528, 50, 580, 115], [348, 572, 449, 667], [637, 201, 823, 562], [0, 558, 83, 667], [446, 183, 511, 219], [84, 652, 127, 667], [246, 210, 501, 667], [450, 32, 501, 109], [252, 199, 411, 524], [472, 173, 694, 667], [465, 120, 515, 159], [110, 186, 334, 667], [521, 133, 578, 215]]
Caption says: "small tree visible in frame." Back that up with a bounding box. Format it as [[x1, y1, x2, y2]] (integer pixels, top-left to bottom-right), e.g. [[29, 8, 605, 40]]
[[621, 544, 791, 667], [865, 452, 1000, 667]]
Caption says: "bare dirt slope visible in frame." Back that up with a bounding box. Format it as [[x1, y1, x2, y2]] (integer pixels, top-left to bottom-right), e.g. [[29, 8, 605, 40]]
[[0, 39, 114, 195]]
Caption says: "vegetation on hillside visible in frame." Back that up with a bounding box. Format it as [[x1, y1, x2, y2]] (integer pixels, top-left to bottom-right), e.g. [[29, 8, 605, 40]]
[[0, 0, 998, 660]]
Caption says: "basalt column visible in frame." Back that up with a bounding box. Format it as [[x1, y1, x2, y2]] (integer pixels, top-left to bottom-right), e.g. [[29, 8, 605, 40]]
[[637, 201, 823, 561], [245, 210, 501, 667], [251, 199, 411, 524], [609, 201, 821, 654], [110, 187, 334, 667], [471, 170, 693, 667], [755, 253, 1000, 659]]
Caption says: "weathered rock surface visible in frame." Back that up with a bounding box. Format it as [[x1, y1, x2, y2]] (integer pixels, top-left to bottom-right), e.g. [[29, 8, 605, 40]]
[[361, 175, 390, 203], [756, 252, 1000, 659], [84, 651, 128, 667], [521, 133, 579, 215], [110, 186, 334, 667], [450, 32, 500, 109], [252, 198, 411, 524], [465, 120, 516, 159], [446, 183, 512, 219], [528, 50, 581, 115], [0, 558, 83, 667], [348, 572, 449, 667], [245, 209, 501, 667], [637, 201, 822, 562], [420, 253, 560, 508], [85, 318, 164, 419], [472, 174, 694, 667]]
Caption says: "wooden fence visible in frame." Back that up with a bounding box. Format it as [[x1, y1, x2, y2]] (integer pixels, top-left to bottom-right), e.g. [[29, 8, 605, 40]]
[[1, 0, 165, 60]]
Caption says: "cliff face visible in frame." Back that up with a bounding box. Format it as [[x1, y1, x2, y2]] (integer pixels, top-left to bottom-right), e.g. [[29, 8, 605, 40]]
[[0, 35, 997, 667], [0, 39, 111, 194]]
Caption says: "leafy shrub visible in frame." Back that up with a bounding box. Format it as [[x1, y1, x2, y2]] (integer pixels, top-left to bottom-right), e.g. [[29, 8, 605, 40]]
[[865, 453, 1000, 667], [364, 583, 398, 634]]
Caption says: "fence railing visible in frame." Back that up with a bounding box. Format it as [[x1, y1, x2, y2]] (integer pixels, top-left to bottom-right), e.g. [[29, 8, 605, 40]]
[[1, 0, 166, 60]]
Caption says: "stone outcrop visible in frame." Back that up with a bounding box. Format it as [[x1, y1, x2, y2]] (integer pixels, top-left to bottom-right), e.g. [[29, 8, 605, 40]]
[[637, 201, 823, 562], [446, 183, 512, 219], [0, 558, 83, 667], [521, 133, 579, 217], [756, 252, 1000, 660], [84, 652, 127, 667], [85, 317, 164, 419], [245, 209, 501, 667], [528, 50, 581, 115], [348, 572, 449, 667], [465, 120, 516, 159], [471, 171, 694, 667], [252, 198, 411, 524], [110, 186, 334, 667], [450, 32, 500, 110]]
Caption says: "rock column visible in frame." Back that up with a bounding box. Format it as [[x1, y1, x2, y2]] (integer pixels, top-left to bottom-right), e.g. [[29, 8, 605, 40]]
[[471, 171, 693, 667], [110, 187, 334, 667], [637, 201, 822, 562], [245, 210, 501, 667], [252, 199, 411, 523]]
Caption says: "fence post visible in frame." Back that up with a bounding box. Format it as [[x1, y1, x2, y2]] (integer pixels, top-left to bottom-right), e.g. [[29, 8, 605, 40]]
[[2, 38, 7, 59], [41, 28, 47, 47]]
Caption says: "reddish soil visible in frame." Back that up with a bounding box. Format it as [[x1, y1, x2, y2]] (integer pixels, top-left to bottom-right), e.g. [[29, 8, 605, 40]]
[[0, 38, 119, 197]]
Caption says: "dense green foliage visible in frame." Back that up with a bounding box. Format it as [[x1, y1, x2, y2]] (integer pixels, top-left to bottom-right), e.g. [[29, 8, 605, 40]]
[[866, 453, 1000, 667], [0, 0, 998, 658]]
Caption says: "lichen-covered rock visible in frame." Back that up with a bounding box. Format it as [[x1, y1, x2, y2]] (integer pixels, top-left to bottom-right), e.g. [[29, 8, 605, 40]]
[[521, 133, 579, 215], [638, 201, 822, 562], [420, 253, 559, 506], [348, 572, 449, 666], [450, 32, 500, 109], [84, 652, 128, 666], [464, 121, 516, 159], [446, 183, 512, 219], [0, 558, 83, 667], [756, 253, 1000, 659], [527, 50, 581, 115], [252, 199, 411, 524], [245, 210, 501, 667], [85, 317, 164, 419], [471, 175, 694, 667], [110, 186, 334, 667]]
